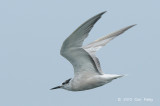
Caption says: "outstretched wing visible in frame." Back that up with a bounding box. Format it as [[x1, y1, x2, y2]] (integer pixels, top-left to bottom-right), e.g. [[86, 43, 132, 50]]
[[83, 24, 136, 73], [61, 12, 106, 75]]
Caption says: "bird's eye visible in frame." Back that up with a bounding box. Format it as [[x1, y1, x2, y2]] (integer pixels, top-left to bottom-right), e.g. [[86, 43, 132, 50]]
[[62, 78, 71, 85]]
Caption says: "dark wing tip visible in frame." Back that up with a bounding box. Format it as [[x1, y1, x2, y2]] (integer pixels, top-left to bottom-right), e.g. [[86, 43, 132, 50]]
[[95, 11, 107, 17], [124, 24, 137, 31], [100, 11, 107, 14], [129, 24, 137, 28]]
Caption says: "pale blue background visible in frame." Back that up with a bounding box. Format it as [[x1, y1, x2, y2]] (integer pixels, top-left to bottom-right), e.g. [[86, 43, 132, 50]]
[[0, 0, 159, 106]]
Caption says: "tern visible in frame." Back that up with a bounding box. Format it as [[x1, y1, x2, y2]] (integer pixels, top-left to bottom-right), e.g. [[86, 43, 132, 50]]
[[51, 11, 135, 91]]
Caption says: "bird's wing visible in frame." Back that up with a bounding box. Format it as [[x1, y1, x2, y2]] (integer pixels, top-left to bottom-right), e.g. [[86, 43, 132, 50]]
[[83, 25, 136, 73], [60, 12, 106, 75]]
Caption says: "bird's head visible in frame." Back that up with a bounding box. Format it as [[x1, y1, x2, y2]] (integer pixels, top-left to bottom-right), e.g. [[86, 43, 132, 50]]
[[50, 78, 72, 90]]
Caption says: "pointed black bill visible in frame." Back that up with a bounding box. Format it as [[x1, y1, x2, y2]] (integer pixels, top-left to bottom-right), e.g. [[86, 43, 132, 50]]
[[50, 86, 62, 90]]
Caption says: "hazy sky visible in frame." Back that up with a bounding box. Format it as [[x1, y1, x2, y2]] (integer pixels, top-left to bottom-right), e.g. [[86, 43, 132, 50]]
[[0, 0, 160, 106]]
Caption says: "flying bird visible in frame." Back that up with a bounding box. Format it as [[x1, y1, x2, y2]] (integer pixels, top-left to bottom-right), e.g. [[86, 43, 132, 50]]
[[51, 11, 136, 91]]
